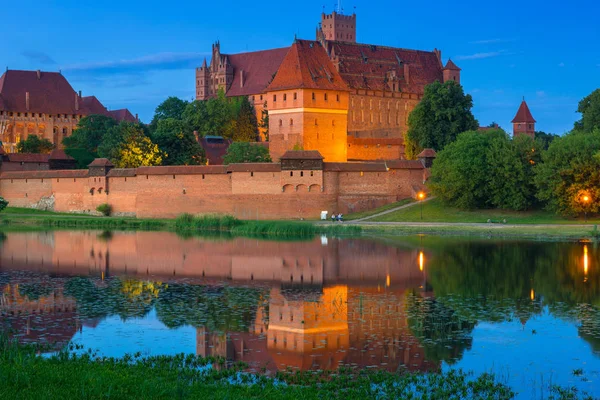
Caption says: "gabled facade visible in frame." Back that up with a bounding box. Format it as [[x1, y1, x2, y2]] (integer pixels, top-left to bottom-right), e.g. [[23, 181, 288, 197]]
[[0, 70, 137, 153]]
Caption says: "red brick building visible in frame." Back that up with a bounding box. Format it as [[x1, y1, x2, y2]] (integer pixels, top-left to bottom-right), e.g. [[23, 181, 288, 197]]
[[195, 11, 459, 161], [0, 70, 137, 153], [512, 99, 536, 138]]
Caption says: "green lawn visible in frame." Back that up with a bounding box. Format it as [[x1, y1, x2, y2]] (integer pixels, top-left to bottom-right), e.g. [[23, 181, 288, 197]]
[[344, 198, 413, 220], [371, 198, 600, 224], [2, 207, 96, 216]]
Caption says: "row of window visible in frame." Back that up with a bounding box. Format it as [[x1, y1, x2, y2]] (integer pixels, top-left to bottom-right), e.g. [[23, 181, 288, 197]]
[[278, 119, 337, 127], [351, 111, 403, 125], [0, 111, 80, 119], [273, 92, 341, 102], [351, 98, 410, 111]]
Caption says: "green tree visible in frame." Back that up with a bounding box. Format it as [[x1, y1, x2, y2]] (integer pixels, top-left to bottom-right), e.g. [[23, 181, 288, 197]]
[[535, 130, 559, 150], [233, 97, 259, 142], [429, 129, 539, 210], [222, 142, 272, 164], [259, 101, 269, 140], [152, 118, 205, 165], [575, 88, 600, 132], [16, 134, 53, 154], [405, 81, 478, 159], [150, 97, 189, 132], [0, 197, 8, 212], [63, 115, 117, 154], [534, 128, 600, 216], [98, 123, 164, 168]]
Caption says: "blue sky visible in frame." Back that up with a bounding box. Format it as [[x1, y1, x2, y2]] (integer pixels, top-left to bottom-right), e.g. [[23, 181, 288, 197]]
[[1, 0, 598, 133]]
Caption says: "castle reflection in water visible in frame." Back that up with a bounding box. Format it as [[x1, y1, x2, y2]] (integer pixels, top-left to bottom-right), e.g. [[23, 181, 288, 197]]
[[1, 231, 444, 372]]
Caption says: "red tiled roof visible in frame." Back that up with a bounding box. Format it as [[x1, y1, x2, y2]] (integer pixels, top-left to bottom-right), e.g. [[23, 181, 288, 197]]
[[224, 47, 290, 97], [6, 153, 50, 163], [267, 40, 349, 92], [0, 69, 136, 122], [386, 160, 424, 169], [49, 148, 75, 160], [326, 41, 443, 94], [108, 109, 137, 123], [323, 162, 387, 172], [0, 70, 79, 114], [444, 59, 461, 71], [227, 163, 281, 172], [417, 148, 437, 158], [511, 100, 536, 123], [136, 165, 228, 175], [0, 170, 88, 179], [280, 150, 324, 160], [88, 158, 114, 167]]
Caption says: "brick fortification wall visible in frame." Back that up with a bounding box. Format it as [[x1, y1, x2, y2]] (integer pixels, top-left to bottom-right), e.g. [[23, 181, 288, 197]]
[[0, 160, 427, 219]]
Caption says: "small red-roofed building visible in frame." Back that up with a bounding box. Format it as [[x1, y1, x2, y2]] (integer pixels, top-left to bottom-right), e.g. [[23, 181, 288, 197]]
[[512, 99, 536, 139]]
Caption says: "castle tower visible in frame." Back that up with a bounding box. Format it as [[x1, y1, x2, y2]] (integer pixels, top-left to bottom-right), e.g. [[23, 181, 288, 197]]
[[266, 40, 350, 162], [320, 11, 356, 43], [195, 58, 210, 100], [443, 59, 461, 84], [511, 99, 536, 139]]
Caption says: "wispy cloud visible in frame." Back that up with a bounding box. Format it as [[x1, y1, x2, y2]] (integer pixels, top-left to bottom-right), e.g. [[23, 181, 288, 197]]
[[558, 62, 565, 67], [62, 52, 209, 74], [470, 38, 516, 45], [536, 90, 546, 98], [22, 51, 56, 65], [455, 50, 509, 61]]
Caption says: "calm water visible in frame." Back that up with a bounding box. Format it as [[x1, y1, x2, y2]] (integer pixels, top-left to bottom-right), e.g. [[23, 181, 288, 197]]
[[1, 231, 599, 398]]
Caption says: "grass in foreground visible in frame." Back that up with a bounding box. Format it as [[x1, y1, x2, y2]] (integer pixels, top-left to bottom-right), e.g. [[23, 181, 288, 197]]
[[344, 198, 413, 220], [372, 198, 600, 224], [0, 337, 520, 400]]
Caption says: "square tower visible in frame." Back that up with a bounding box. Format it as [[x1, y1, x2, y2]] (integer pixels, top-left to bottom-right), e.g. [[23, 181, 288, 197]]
[[321, 12, 356, 43]]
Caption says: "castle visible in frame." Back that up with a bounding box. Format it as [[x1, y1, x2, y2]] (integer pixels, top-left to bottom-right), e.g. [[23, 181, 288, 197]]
[[196, 11, 460, 162], [0, 70, 137, 153]]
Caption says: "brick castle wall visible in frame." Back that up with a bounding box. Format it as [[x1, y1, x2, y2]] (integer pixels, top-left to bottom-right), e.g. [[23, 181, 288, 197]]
[[0, 160, 426, 219]]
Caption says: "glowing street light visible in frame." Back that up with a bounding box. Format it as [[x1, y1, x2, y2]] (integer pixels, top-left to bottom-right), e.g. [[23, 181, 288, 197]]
[[417, 192, 426, 220], [582, 194, 591, 223]]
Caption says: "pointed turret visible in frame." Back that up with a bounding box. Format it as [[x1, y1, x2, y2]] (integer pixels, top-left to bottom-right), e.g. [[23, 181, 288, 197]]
[[512, 99, 536, 139], [443, 59, 461, 84]]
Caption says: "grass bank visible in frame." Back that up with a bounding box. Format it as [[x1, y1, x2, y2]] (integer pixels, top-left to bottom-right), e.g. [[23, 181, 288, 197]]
[[0, 209, 360, 239], [344, 198, 413, 220], [0, 337, 521, 399], [370, 198, 600, 224]]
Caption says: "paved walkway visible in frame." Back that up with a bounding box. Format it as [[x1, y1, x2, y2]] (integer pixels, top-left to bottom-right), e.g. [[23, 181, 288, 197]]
[[350, 197, 435, 223]]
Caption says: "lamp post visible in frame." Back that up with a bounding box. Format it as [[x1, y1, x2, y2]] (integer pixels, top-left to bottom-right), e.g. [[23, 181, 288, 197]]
[[418, 192, 426, 220], [582, 195, 590, 223]]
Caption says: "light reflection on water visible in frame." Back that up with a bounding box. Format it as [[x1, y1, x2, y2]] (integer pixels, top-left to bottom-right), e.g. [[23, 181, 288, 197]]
[[1, 230, 599, 398]]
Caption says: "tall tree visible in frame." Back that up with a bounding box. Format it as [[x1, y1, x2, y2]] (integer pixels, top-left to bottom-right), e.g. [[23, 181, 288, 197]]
[[534, 128, 600, 216], [16, 134, 54, 154], [405, 81, 478, 159], [575, 88, 600, 133], [429, 128, 539, 210], [233, 97, 259, 142], [150, 97, 189, 132], [98, 123, 164, 168], [534, 130, 559, 150], [152, 118, 205, 165], [259, 101, 269, 141], [222, 142, 272, 164], [63, 114, 117, 154]]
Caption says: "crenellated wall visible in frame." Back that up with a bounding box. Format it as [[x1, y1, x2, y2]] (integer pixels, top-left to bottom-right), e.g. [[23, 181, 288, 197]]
[[0, 159, 427, 219]]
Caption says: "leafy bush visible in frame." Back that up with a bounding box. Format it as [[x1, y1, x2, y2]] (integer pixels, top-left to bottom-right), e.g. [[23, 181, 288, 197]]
[[96, 203, 112, 216], [0, 197, 8, 212]]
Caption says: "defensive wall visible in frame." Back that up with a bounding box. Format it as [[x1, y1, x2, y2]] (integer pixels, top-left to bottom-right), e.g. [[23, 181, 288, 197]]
[[0, 152, 428, 219]]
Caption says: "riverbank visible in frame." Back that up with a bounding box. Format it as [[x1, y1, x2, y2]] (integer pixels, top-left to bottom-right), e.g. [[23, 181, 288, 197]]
[[0, 337, 517, 399], [0, 208, 360, 239]]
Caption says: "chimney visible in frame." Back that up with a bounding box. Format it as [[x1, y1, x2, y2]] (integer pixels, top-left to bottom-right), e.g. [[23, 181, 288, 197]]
[[403, 63, 410, 84], [25, 92, 30, 111], [36, 70, 41, 80], [75, 93, 79, 111], [240, 70, 244, 88], [135, 113, 139, 122], [78, 90, 82, 98]]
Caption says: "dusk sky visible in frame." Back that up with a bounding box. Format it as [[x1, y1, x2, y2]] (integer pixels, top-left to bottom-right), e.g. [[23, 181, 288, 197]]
[[1, 0, 598, 134]]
